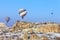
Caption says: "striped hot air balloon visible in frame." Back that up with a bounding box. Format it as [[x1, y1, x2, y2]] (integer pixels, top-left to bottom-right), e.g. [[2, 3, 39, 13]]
[[18, 8, 26, 13], [18, 8, 27, 19]]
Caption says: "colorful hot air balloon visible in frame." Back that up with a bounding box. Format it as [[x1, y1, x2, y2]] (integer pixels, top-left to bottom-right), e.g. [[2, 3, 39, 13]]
[[18, 8, 27, 19], [5, 16, 10, 23]]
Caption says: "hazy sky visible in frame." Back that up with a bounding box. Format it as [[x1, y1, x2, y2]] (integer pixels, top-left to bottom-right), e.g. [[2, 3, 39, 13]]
[[0, 0, 60, 26]]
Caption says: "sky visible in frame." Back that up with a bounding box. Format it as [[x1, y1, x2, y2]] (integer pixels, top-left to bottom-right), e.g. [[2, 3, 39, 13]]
[[0, 0, 60, 27]]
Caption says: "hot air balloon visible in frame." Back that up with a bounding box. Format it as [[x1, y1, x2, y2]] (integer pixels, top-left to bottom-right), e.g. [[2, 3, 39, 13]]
[[18, 8, 26, 13], [18, 8, 27, 19], [5, 17, 10, 23], [51, 12, 53, 15]]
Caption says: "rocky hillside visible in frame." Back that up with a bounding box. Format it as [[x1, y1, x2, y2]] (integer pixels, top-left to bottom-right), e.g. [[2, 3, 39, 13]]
[[11, 21, 60, 33]]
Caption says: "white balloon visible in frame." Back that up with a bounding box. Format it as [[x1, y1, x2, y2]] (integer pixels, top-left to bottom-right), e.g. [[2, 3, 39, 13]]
[[18, 8, 26, 13], [18, 8, 27, 19], [20, 11, 27, 17]]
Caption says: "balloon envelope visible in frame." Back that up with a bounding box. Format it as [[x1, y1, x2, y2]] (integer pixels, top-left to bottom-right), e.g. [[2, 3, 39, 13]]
[[18, 8, 27, 19], [18, 8, 26, 13], [20, 11, 27, 17], [51, 12, 53, 15], [20, 11, 27, 19], [5, 17, 10, 23]]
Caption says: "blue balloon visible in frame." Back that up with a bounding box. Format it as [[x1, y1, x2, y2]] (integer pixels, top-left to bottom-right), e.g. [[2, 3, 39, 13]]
[[5, 17, 10, 23]]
